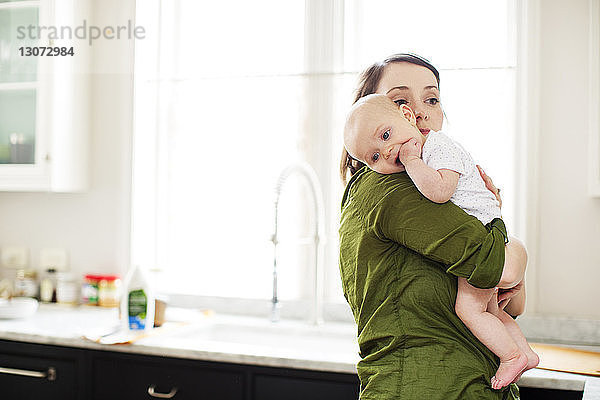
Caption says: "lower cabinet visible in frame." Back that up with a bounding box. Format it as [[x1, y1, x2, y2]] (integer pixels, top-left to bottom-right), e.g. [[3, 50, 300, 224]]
[[0, 340, 360, 400], [92, 353, 245, 400], [253, 373, 359, 400], [0, 341, 85, 400]]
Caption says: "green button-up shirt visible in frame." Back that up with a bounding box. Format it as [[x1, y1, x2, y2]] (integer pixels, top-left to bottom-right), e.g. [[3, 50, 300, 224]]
[[339, 168, 519, 400]]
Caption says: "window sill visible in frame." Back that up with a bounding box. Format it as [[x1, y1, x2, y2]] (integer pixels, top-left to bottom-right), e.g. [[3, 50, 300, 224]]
[[518, 314, 600, 346]]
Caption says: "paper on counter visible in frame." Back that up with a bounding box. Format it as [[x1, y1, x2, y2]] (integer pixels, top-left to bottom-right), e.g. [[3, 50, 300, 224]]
[[82, 321, 189, 345]]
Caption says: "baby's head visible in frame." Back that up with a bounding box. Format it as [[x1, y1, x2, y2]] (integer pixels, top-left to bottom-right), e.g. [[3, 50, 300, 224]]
[[344, 93, 425, 174]]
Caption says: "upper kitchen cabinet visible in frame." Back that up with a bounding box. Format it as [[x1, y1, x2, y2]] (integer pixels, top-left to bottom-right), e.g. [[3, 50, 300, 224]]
[[0, 0, 90, 192]]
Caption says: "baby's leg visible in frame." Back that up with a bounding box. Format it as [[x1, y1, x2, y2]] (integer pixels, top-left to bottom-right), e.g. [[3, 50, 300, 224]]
[[456, 278, 527, 389], [493, 305, 540, 381]]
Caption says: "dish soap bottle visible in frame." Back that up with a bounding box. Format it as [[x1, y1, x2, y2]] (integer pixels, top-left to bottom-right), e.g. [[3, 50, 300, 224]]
[[121, 265, 155, 331]]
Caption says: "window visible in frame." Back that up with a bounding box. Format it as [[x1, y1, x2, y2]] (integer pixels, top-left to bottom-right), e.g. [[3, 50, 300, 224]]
[[132, 0, 518, 305]]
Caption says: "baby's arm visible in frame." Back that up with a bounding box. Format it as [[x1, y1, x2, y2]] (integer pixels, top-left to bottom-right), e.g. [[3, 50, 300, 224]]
[[400, 136, 527, 289], [399, 138, 459, 203]]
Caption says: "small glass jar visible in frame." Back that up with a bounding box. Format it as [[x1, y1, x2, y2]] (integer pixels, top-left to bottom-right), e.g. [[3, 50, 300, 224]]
[[98, 275, 121, 308], [56, 273, 79, 305], [14, 269, 38, 298]]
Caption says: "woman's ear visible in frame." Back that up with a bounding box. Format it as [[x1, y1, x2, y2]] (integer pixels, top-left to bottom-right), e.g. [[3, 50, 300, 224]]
[[399, 104, 417, 126]]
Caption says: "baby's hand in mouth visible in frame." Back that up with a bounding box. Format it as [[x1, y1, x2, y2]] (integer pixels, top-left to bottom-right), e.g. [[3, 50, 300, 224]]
[[398, 138, 422, 165]]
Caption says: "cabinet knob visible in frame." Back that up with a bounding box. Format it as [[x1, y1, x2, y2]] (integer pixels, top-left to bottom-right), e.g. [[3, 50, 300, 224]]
[[148, 384, 178, 399]]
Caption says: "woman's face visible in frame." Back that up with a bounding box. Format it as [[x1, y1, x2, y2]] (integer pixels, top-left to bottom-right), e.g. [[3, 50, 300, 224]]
[[376, 62, 443, 135]]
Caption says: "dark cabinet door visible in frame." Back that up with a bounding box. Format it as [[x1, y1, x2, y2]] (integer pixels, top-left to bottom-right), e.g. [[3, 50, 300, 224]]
[[0, 352, 78, 400], [253, 373, 359, 400], [0, 339, 360, 400], [92, 354, 245, 400]]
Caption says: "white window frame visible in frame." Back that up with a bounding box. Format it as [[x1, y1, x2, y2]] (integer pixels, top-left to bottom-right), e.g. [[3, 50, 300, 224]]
[[588, 0, 600, 197], [514, 0, 541, 313]]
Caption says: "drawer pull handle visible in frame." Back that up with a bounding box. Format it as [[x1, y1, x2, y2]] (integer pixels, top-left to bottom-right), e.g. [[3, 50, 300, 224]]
[[148, 384, 178, 399], [0, 366, 56, 381]]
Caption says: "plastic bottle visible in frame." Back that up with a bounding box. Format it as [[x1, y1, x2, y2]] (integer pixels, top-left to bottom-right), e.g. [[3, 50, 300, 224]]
[[40, 268, 57, 303], [120, 265, 155, 331]]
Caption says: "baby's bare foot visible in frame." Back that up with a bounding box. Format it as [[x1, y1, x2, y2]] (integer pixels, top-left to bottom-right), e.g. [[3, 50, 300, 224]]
[[526, 350, 540, 371], [512, 350, 540, 383], [491, 352, 528, 390]]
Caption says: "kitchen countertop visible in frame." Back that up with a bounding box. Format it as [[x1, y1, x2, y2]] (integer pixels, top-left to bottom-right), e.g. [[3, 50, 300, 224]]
[[1, 304, 599, 398]]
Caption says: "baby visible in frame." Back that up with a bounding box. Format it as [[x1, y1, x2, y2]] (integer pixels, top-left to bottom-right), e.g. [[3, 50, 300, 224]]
[[343, 93, 539, 389]]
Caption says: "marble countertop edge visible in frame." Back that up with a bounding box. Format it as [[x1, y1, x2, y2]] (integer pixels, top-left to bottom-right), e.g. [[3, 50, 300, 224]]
[[1, 329, 597, 394], [0, 330, 358, 375]]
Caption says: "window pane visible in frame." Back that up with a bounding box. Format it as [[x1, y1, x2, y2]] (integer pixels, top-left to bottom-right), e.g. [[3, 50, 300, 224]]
[[0, 89, 36, 164], [344, 0, 516, 72], [0, 7, 38, 82], [157, 76, 307, 298], [171, 0, 305, 78], [439, 68, 516, 227], [133, 0, 518, 304], [328, 73, 360, 303]]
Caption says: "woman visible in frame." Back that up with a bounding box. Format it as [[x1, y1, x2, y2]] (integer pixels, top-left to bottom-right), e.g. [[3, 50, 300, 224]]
[[338, 53, 524, 399]]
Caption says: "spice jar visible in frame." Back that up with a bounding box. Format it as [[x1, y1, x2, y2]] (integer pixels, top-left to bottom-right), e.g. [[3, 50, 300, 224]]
[[98, 275, 121, 308], [14, 269, 38, 298]]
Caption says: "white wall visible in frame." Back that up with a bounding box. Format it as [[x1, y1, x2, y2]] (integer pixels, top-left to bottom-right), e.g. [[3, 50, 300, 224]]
[[533, 0, 600, 319], [0, 0, 135, 278]]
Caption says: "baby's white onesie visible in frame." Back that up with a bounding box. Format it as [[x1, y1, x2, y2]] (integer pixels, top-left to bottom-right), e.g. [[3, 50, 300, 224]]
[[420, 130, 501, 225]]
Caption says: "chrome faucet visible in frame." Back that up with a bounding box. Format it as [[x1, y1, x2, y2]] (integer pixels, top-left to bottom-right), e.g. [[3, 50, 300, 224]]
[[271, 162, 326, 325]]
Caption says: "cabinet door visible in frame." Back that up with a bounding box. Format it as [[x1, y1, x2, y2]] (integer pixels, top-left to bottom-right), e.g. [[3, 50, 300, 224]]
[[0, 352, 78, 400], [253, 373, 359, 400], [93, 355, 245, 400], [0, 0, 90, 191]]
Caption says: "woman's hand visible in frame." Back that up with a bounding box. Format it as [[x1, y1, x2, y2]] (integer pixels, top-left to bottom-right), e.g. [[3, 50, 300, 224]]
[[498, 280, 527, 317], [476, 165, 502, 209], [497, 281, 523, 309]]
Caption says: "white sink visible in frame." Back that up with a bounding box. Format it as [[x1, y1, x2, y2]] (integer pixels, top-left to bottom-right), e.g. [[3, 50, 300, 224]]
[[164, 315, 359, 357]]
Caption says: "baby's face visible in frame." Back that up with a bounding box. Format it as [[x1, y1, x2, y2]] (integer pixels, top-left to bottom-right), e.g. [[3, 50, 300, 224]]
[[345, 95, 424, 174]]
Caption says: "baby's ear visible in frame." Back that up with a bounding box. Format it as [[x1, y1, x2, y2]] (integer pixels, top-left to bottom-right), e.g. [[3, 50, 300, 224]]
[[399, 104, 417, 125]]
